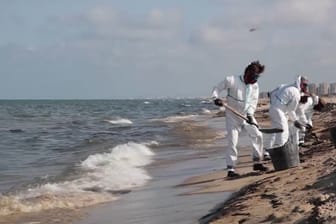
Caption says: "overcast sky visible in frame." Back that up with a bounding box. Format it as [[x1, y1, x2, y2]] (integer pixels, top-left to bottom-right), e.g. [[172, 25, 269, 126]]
[[1, 0, 336, 99]]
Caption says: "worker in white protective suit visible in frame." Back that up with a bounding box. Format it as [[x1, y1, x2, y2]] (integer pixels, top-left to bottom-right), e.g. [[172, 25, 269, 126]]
[[266, 76, 310, 150], [292, 94, 325, 146], [291, 94, 317, 146], [211, 61, 269, 178], [303, 94, 326, 127]]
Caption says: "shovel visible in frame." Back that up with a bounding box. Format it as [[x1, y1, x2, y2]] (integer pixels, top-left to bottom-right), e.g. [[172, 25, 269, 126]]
[[220, 102, 283, 134]]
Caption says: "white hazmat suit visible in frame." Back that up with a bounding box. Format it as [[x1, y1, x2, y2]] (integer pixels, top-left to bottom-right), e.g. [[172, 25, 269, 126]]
[[304, 95, 319, 126], [266, 76, 305, 149], [292, 95, 319, 145], [212, 75, 263, 169]]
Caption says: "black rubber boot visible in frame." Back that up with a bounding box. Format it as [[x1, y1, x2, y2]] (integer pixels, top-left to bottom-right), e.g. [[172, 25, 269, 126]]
[[253, 163, 269, 172], [263, 153, 271, 161], [263, 149, 271, 161], [227, 170, 240, 178]]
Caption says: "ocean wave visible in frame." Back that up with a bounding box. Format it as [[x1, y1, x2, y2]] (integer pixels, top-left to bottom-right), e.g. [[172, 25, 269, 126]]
[[104, 118, 133, 125], [200, 100, 212, 104], [201, 108, 212, 114], [142, 140, 160, 147], [0, 142, 154, 216], [150, 114, 198, 123]]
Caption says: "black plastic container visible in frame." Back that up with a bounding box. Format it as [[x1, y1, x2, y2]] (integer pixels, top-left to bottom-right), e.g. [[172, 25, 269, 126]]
[[268, 140, 300, 171]]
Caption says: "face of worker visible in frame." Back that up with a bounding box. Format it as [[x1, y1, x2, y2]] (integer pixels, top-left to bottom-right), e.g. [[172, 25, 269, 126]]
[[244, 67, 260, 84], [300, 81, 308, 93]]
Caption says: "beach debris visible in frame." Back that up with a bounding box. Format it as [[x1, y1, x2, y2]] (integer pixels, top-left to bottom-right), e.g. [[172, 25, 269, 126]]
[[270, 198, 283, 208], [238, 218, 248, 223], [260, 193, 277, 200], [263, 211, 289, 223], [292, 205, 305, 213], [232, 212, 250, 216], [307, 193, 336, 223], [322, 158, 336, 166]]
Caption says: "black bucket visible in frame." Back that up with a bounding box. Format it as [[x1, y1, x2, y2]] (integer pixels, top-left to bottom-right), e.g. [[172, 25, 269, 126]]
[[330, 127, 336, 147], [268, 140, 300, 171]]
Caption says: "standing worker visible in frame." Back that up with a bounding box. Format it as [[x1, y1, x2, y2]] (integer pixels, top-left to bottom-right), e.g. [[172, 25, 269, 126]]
[[266, 76, 310, 150], [211, 61, 268, 178]]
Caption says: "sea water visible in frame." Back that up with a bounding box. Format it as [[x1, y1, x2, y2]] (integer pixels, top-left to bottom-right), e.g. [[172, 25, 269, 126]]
[[0, 99, 229, 223]]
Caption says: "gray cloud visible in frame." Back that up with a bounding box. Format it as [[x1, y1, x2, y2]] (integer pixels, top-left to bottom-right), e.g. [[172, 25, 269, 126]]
[[0, 1, 336, 98]]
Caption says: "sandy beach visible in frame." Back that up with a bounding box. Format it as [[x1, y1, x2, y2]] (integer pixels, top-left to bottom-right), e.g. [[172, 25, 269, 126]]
[[183, 97, 336, 224]]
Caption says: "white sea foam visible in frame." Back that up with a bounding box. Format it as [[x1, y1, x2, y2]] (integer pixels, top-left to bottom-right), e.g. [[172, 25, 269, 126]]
[[201, 108, 211, 114], [143, 140, 160, 146], [181, 103, 191, 107], [0, 142, 154, 216], [201, 100, 212, 104], [151, 114, 198, 123], [105, 118, 133, 125]]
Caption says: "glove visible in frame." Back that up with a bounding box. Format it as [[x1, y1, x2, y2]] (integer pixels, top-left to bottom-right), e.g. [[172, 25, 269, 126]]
[[294, 120, 304, 130], [214, 98, 223, 106], [246, 114, 259, 128], [305, 123, 313, 130], [300, 95, 309, 104]]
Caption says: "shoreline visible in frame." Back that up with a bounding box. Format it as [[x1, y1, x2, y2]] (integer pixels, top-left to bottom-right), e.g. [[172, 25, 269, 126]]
[[0, 114, 231, 224], [2, 97, 336, 224]]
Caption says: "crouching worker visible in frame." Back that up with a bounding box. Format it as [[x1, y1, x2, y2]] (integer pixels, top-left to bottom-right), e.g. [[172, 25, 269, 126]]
[[292, 94, 321, 146], [295, 94, 326, 146], [290, 94, 313, 147], [266, 75, 311, 150], [211, 61, 268, 178]]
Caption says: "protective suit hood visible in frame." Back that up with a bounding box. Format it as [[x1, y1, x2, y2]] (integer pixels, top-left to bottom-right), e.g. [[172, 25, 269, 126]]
[[295, 75, 305, 89], [295, 76, 301, 89], [294, 75, 309, 92], [294, 75, 303, 89]]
